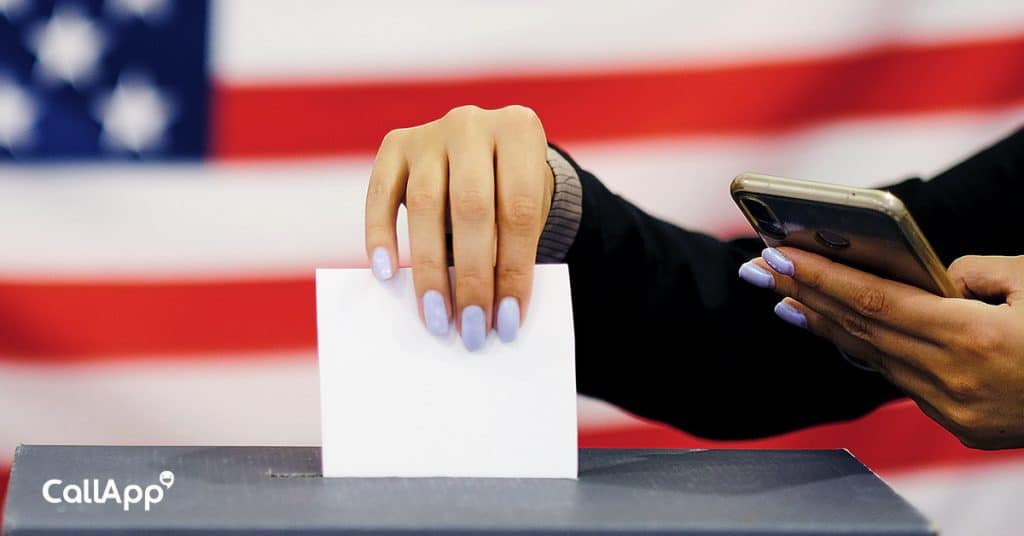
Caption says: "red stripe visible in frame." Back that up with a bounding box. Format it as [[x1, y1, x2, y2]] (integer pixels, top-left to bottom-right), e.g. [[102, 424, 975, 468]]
[[214, 34, 1024, 158], [579, 399, 1024, 474], [0, 279, 315, 360], [2, 283, 1023, 474], [1, 278, 1018, 477]]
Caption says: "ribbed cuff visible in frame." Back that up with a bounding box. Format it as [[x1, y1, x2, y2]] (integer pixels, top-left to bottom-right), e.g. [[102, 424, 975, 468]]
[[537, 146, 583, 263]]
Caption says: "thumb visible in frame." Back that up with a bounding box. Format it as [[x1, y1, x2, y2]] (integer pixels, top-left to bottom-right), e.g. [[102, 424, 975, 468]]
[[947, 255, 1024, 304]]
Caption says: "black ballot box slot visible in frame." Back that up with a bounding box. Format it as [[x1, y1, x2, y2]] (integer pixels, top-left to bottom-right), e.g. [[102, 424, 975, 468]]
[[2, 446, 935, 535]]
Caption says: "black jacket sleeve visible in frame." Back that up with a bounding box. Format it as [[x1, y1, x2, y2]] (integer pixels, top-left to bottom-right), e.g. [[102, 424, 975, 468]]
[[556, 126, 1024, 440]]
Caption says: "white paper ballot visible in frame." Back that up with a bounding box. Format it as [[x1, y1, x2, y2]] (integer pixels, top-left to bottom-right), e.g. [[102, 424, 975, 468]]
[[316, 264, 578, 478]]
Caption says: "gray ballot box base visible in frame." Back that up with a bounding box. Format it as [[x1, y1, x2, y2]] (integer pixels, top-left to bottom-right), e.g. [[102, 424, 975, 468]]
[[3, 446, 934, 535]]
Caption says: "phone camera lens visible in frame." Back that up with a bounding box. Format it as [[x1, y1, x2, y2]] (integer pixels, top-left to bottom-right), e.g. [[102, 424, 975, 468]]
[[816, 229, 850, 249], [762, 219, 785, 237], [741, 197, 786, 239]]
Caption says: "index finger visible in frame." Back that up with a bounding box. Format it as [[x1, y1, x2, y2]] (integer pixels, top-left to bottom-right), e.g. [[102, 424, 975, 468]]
[[767, 246, 965, 340], [364, 131, 409, 280]]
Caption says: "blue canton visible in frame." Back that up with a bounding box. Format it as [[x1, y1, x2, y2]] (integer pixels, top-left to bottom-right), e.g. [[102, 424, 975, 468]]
[[0, 0, 208, 160]]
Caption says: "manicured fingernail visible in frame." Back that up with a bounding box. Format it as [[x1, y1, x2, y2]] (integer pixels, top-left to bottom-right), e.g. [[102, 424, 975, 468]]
[[422, 290, 449, 336], [774, 301, 807, 329], [371, 247, 392, 280], [496, 297, 520, 343], [461, 305, 487, 351], [738, 261, 774, 288], [762, 247, 794, 276]]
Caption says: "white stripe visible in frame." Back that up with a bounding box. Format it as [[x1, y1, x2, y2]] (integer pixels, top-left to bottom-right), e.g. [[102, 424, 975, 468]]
[[886, 459, 1024, 536], [576, 395, 648, 428], [0, 357, 641, 464], [574, 106, 1024, 235], [212, 0, 1024, 83], [0, 159, 387, 280], [1, 108, 1021, 279]]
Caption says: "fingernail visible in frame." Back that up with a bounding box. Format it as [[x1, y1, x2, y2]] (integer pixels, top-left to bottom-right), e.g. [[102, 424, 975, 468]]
[[461, 305, 487, 351], [738, 261, 774, 288], [496, 297, 520, 343], [762, 247, 794, 276], [774, 301, 807, 329], [371, 247, 393, 281], [422, 290, 449, 336]]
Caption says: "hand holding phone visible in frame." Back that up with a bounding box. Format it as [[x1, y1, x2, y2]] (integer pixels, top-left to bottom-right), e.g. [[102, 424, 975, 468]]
[[729, 173, 1024, 450], [731, 173, 960, 298]]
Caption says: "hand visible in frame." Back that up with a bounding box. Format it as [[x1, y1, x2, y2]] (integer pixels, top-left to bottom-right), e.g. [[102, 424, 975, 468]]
[[364, 105, 554, 350], [738, 249, 1024, 449]]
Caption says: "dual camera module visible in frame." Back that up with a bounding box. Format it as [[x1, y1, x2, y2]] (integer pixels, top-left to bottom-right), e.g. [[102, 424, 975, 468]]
[[739, 196, 850, 249]]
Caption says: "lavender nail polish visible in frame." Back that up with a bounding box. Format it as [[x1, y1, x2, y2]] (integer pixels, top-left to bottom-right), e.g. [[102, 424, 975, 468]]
[[422, 290, 449, 336], [371, 247, 393, 280], [738, 261, 774, 289], [762, 247, 794, 276], [774, 301, 807, 328], [496, 297, 520, 343], [461, 305, 487, 351]]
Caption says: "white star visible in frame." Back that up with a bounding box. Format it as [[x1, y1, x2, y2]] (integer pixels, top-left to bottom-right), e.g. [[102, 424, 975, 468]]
[[95, 73, 174, 154], [26, 4, 106, 87], [0, 77, 37, 151], [0, 0, 29, 20], [106, 0, 170, 23]]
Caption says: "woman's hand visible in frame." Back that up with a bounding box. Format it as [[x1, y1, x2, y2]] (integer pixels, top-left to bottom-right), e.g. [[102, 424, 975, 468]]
[[739, 249, 1024, 449], [364, 105, 554, 350]]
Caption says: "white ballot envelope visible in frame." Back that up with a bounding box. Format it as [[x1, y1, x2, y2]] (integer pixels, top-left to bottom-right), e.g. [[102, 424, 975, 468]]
[[316, 264, 578, 478]]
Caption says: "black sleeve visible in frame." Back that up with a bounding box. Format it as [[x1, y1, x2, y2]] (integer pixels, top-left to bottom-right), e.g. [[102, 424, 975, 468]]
[[886, 127, 1024, 264], [556, 126, 1024, 440]]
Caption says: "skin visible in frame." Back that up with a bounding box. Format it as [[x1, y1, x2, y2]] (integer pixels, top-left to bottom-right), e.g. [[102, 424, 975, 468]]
[[364, 105, 553, 345], [751, 249, 1024, 450]]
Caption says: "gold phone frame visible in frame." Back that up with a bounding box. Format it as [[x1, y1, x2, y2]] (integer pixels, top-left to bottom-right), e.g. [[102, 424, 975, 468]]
[[730, 172, 961, 298]]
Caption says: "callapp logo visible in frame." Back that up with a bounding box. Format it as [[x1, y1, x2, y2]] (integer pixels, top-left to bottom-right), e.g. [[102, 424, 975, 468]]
[[42, 470, 175, 512]]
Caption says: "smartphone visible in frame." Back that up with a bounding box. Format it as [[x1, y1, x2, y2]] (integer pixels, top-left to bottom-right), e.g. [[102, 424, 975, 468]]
[[730, 172, 960, 298]]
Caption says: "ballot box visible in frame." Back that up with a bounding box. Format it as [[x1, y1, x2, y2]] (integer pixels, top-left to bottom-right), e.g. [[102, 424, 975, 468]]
[[3, 446, 934, 535]]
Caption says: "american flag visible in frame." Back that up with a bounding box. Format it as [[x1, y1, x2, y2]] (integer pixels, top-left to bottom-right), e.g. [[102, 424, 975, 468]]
[[2, 1, 1024, 533]]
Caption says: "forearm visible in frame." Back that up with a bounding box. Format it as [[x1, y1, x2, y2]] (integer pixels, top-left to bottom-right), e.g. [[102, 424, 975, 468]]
[[886, 126, 1024, 262], [545, 126, 1022, 438], [552, 147, 901, 439]]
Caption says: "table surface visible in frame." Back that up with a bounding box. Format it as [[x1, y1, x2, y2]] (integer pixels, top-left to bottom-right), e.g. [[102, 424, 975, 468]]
[[3, 446, 934, 535]]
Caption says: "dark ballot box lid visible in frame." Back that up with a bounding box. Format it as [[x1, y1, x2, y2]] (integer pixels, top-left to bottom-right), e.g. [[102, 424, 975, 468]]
[[3, 446, 934, 536]]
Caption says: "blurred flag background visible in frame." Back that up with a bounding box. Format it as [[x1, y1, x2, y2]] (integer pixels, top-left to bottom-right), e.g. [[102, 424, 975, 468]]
[[2, 1, 1024, 533]]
